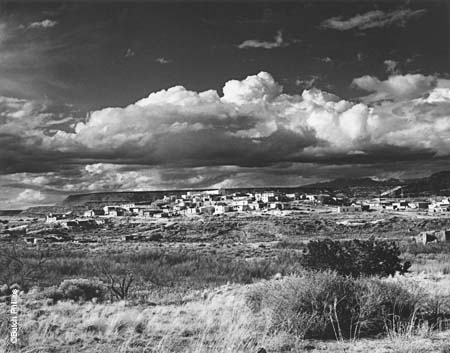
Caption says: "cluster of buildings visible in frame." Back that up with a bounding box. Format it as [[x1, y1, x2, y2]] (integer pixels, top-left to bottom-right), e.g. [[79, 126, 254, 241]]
[[5, 188, 450, 247], [47, 190, 450, 220], [81, 189, 351, 219], [369, 197, 450, 214], [46, 213, 105, 227], [337, 198, 450, 214], [363, 198, 430, 212], [427, 198, 450, 214]]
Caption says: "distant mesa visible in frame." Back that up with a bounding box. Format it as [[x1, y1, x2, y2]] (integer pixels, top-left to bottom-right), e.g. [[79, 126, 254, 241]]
[[302, 177, 401, 189], [55, 170, 450, 209], [62, 190, 187, 208], [403, 170, 450, 196], [0, 210, 22, 216]]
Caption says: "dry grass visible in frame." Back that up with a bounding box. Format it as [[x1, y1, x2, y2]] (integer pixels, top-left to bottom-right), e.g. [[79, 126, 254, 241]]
[[3, 212, 450, 353], [1, 272, 450, 353], [407, 254, 450, 275], [1, 284, 264, 353]]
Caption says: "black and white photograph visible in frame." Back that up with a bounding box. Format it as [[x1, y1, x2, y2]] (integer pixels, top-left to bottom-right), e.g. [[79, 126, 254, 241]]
[[1, 0, 450, 352]]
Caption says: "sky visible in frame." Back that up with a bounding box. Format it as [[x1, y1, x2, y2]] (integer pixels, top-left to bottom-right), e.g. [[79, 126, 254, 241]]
[[0, 0, 449, 208]]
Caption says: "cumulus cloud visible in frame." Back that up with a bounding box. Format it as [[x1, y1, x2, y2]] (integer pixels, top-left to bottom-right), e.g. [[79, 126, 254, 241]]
[[15, 189, 44, 203], [321, 9, 426, 31], [36, 71, 450, 169], [222, 71, 282, 105], [2, 71, 450, 195], [237, 30, 288, 49], [352, 74, 437, 102], [28, 19, 58, 29]]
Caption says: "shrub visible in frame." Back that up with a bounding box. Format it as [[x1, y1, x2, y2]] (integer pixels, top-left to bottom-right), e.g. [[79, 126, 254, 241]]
[[245, 271, 427, 340], [301, 239, 410, 277], [58, 278, 107, 302], [0, 284, 9, 296], [39, 286, 65, 303], [354, 278, 423, 336], [0, 242, 48, 291]]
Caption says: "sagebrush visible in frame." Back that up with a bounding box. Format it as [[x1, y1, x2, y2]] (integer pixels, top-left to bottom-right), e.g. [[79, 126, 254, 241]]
[[245, 271, 449, 340]]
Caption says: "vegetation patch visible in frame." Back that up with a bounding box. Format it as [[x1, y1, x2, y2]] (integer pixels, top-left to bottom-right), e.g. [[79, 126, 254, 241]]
[[301, 238, 410, 277], [246, 271, 450, 340], [41, 278, 107, 303]]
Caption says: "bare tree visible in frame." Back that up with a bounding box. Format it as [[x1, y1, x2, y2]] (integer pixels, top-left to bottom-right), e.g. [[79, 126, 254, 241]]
[[99, 263, 134, 300], [0, 241, 48, 291]]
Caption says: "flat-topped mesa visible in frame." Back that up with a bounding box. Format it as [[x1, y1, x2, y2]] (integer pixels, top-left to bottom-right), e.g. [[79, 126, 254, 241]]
[[62, 191, 175, 208], [59, 170, 450, 210]]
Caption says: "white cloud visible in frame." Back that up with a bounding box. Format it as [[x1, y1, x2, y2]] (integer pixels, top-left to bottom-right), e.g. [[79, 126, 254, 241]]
[[84, 163, 118, 175], [38, 71, 450, 166], [321, 9, 426, 31], [155, 57, 171, 64], [237, 30, 288, 49], [424, 87, 450, 103], [28, 19, 58, 29], [15, 189, 45, 203], [222, 71, 283, 105], [1, 70, 450, 185], [352, 73, 436, 102]]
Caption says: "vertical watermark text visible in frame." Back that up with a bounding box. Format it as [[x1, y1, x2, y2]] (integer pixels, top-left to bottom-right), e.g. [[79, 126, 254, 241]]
[[10, 289, 19, 344]]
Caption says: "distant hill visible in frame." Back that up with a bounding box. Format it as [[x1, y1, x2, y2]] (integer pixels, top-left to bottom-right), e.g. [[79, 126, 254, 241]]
[[403, 171, 450, 196], [0, 210, 22, 216], [20, 205, 74, 218], [300, 177, 403, 198], [58, 170, 450, 209], [302, 177, 401, 189], [63, 190, 194, 208], [302, 171, 450, 197]]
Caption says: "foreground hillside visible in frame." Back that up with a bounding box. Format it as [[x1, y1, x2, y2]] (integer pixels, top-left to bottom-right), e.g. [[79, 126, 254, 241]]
[[1, 272, 450, 353], [2, 212, 450, 352]]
